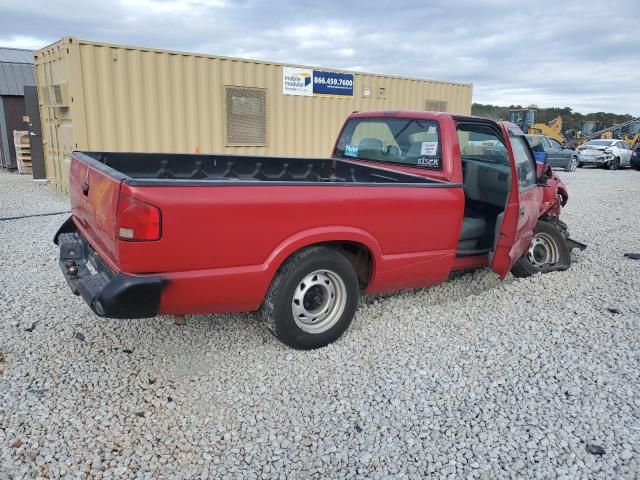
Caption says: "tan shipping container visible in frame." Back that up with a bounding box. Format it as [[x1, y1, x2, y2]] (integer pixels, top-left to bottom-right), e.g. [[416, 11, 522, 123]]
[[34, 37, 473, 192]]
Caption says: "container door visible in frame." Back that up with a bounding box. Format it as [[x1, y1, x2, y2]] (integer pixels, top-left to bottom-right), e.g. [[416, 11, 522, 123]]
[[490, 126, 542, 278], [24, 86, 46, 180]]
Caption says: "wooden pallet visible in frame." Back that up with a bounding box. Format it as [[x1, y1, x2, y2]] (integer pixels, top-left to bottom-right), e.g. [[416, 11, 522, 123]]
[[13, 130, 32, 174]]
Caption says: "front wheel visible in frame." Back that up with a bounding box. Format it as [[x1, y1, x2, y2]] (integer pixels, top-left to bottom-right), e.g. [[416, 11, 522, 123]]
[[609, 157, 620, 170], [260, 246, 360, 349], [511, 221, 571, 278], [565, 156, 578, 172]]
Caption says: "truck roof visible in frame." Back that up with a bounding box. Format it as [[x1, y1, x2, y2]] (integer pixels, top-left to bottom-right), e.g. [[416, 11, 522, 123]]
[[349, 110, 499, 126], [350, 110, 452, 120]]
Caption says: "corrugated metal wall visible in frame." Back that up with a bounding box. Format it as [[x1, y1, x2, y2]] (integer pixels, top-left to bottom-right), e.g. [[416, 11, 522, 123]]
[[35, 37, 473, 192]]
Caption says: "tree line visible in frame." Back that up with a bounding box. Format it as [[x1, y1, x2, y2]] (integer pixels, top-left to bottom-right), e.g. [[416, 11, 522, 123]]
[[471, 103, 636, 131]]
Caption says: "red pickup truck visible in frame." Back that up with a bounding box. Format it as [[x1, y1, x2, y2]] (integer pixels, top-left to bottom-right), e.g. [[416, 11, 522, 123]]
[[55, 111, 584, 349]]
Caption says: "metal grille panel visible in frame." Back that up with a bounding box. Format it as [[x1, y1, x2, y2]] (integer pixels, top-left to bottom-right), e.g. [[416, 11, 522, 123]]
[[426, 100, 448, 112], [226, 87, 267, 146]]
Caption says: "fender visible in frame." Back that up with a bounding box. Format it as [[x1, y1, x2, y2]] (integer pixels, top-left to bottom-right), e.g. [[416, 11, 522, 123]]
[[263, 226, 382, 283]]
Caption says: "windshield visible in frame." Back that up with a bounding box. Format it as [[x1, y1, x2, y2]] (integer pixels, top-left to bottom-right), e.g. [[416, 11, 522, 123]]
[[582, 122, 598, 135], [585, 140, 613, 146], [627, 122, 640, 135], [334, 117, 442, 169]]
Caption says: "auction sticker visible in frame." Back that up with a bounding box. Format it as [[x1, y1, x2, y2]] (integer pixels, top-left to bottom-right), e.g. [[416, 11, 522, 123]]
[[417, 157, 440, 168], [421, 142, 438, 156], [344, 144, 359, 157]]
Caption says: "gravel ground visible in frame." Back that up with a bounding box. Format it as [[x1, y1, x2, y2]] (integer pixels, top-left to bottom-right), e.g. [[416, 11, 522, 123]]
[[1, 168, 639, 479]]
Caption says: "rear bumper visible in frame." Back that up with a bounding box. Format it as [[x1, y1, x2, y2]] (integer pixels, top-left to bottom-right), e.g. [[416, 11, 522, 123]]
[[55, 217, 163, 318], [578, 154, 612, 165]]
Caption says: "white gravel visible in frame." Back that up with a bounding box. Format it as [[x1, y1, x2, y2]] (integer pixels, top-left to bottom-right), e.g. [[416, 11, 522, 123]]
[[1, 168, 639, 479]]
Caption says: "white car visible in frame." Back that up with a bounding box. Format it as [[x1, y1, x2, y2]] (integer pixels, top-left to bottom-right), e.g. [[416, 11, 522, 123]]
[[577, 139, 634, 170]]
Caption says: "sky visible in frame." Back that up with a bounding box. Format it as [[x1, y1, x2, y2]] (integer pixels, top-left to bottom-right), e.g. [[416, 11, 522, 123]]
[[1, 0, 638, 115]]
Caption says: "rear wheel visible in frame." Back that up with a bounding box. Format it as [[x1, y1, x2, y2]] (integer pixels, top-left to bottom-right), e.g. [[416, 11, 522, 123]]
[[609, 157, 620, 170], [260, 246, 360, 349], [565, 156, 578, 172], [511, 221, 571, 278]]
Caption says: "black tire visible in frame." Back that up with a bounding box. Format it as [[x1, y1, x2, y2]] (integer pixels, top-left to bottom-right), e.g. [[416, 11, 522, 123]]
[[260, 246, 360, 350], [511, 221, 571, 278], [609, 157, 620, 170], [565, 156, 578, 172]]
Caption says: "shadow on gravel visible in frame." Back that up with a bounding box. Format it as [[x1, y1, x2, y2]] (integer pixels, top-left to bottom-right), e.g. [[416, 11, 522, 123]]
[[361, 267, 501, 307]]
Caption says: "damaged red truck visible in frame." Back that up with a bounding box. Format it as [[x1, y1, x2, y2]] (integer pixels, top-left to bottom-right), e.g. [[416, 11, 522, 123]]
[[55, 111, 585, 349]]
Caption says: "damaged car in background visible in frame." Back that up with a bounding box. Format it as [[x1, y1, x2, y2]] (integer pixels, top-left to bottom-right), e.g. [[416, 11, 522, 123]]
[[578, 139, 634, 170]]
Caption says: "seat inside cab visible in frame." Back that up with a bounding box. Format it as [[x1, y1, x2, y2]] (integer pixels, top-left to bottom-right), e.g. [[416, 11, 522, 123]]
[[456, 122, 512, 255]]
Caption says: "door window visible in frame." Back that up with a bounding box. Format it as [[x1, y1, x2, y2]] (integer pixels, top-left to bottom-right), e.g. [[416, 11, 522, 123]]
[[457, 124, 509, 165], [549, 138, 563, 150], [526, 135, 544, 152], [510, 136, 537, 189]]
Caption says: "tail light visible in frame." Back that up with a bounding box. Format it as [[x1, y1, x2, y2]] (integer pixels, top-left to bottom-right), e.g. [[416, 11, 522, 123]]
[[116, 194, 161, 241]]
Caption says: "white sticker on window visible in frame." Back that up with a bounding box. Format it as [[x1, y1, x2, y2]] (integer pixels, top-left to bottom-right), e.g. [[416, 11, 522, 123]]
[[427, 126, 436, 133], [421, 142, 438, 156]]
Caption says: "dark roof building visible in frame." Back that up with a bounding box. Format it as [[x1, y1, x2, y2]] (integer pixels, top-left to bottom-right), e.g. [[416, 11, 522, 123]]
[[0, 47, 36, 169]]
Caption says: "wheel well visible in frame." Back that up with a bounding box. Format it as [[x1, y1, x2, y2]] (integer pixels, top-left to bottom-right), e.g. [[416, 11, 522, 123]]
[[318, 241, 373, 288]]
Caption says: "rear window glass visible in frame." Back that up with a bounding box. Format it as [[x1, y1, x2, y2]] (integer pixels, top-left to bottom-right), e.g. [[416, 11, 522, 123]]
[[334, 118, 442, 169]]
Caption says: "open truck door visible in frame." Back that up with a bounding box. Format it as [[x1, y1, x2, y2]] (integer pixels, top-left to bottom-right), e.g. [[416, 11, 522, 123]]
[[490, 125, 543, 278]]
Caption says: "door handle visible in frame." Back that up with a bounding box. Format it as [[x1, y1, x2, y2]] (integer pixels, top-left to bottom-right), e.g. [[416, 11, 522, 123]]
[[519, 207, 525, 217]]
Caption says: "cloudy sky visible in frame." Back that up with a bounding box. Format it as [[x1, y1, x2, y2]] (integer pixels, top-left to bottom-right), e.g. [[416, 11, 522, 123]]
[[1, 0, 638, 115]]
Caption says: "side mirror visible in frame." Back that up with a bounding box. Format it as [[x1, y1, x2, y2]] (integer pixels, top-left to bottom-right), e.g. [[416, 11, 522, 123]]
[[536, 163, 553, 186], [533, 151, 548, 181]]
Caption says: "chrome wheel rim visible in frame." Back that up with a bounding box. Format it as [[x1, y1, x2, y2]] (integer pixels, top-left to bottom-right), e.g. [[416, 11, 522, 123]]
[[292, 270, 347, 334], [570, 157, 577, 171], [527, 232, 560, 268]]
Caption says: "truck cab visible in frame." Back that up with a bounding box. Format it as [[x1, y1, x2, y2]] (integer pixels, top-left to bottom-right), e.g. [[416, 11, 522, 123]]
[[332, 111, 545, 278]]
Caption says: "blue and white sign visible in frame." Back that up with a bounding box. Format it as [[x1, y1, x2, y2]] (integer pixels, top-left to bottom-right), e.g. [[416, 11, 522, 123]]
[[283, 67, 354, 97], [312, 70, 354, 96]]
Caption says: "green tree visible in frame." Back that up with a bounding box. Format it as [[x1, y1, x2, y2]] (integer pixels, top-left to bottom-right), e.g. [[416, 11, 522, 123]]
[[471, 103, 635, 134]]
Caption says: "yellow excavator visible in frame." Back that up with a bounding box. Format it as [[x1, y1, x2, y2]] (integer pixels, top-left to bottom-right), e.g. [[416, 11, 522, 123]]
[[528, 116, 565, 143], [506, 109, 566, 144], [622, 121, 640, 147], [507, 109, 640, 147], [580, 121, 604, 137], [574, 118, 640, 147]]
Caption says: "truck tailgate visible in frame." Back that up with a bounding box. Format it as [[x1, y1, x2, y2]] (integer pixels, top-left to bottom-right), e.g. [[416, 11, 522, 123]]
[[69, 154, 122, 268]]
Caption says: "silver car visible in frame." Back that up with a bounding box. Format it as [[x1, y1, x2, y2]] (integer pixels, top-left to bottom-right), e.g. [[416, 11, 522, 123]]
[[577, 139, 634, 170]]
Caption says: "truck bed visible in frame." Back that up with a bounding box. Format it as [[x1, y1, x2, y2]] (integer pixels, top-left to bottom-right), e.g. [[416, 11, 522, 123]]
[[65, 150, 465, 317], [77, 152, 442, 186]]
